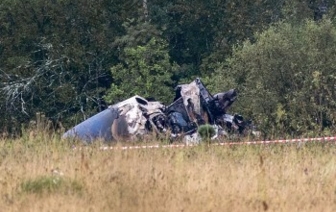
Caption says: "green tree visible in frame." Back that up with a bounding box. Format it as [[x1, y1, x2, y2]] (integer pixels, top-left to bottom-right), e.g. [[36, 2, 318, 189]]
[[212, 19, 336, 137], [0, 0, 133, 131], [105, 37, 178, 104], [149, 0, 286, 80]]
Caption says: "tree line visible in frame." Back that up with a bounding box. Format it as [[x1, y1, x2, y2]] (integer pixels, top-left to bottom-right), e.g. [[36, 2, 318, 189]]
[[0, 0, 335, 137]]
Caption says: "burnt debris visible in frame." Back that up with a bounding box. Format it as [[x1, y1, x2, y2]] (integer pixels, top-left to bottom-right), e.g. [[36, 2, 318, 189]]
[[63, 78, 260, 143]]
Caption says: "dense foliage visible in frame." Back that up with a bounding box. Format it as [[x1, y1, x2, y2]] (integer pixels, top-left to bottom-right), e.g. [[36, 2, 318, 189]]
[[211, 19, 336, 137], [0, 0, 335, 136]]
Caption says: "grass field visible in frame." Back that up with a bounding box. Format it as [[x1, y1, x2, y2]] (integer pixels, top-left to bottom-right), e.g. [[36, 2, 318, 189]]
[[0, 133, 336, 212]]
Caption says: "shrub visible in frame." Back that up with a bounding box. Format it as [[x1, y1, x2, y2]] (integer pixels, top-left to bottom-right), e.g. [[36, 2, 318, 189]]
[[212, 19, 336, 137], [197, 124, 216, 140]]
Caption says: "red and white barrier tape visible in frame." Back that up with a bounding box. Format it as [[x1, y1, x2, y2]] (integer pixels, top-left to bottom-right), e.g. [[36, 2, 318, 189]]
[[97, 136, 336, 151]]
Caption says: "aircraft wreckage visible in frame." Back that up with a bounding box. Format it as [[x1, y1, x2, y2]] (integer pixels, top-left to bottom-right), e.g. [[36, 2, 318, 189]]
[[62, 78, 260, 144]]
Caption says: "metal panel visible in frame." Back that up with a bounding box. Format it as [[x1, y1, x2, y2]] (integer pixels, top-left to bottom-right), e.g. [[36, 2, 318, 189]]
[[62, 106, 119, 143]]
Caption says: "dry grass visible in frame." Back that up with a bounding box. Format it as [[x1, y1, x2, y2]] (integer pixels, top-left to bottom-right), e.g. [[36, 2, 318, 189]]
[[0, 132, 336, 212]]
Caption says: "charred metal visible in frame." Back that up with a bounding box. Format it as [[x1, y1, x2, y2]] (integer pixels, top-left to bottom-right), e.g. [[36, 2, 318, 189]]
[[62, 78, 260, 143]]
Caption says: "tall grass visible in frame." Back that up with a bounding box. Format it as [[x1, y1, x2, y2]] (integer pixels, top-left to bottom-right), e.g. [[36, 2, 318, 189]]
[[0, 131, 336, 212]]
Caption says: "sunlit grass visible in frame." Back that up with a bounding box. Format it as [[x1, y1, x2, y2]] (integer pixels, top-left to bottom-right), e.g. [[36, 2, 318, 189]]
[[0, 132, 336, 211]]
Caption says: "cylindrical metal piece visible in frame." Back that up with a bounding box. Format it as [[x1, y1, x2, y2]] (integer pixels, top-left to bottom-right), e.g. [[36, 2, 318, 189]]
[[62, 106, 119, 143]]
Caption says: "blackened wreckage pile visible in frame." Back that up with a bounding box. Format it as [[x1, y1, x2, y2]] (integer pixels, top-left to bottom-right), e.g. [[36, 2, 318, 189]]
[[63, 78, 260, 143]]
